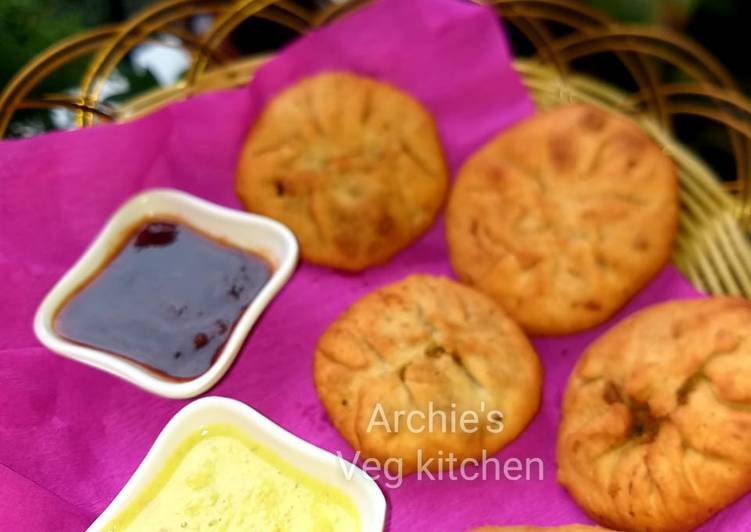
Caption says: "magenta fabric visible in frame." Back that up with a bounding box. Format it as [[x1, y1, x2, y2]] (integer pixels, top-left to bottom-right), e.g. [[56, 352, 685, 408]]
[[0, 0, 747, 529]]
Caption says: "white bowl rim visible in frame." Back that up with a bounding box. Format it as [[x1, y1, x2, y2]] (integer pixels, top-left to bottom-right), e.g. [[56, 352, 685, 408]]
[[87, 396, 387, 532], [33, 188, 299, 399]]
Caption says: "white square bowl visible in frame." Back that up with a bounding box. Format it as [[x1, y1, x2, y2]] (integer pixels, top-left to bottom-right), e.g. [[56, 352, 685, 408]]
[[87, 396, 386, 531], [33, 188, 298, 399]]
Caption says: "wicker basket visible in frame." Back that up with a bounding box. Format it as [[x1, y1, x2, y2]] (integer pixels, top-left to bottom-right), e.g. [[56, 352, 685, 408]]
[[2, 0, 750, 296]]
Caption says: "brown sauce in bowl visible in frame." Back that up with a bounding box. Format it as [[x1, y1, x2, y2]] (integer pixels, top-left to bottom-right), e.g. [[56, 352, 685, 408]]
[[55, 220, 272, 380]]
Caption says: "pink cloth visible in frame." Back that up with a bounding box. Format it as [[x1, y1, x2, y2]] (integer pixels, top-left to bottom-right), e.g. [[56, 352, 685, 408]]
[[0, 0, 747, 529]]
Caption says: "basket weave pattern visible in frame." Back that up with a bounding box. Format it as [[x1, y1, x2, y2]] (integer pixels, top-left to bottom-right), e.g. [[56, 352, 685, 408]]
[[2, 0, 751, 296]]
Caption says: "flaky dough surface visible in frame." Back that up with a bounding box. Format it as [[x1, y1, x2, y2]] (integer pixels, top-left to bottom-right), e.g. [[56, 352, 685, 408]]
[[236, 72, 447, 271], [558, 297, 751, 531], [447, 104, 678, 335], [314, 275, 542, 474]]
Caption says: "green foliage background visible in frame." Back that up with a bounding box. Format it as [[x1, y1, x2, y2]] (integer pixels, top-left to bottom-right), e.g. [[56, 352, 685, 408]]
[[0, 0, 108, 92], [0, 0, 159, 94], [0, 0, 747, 137], [0, 0, 743, 94]]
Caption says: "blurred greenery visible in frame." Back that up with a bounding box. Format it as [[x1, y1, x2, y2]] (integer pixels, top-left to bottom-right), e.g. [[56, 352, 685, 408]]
[[0, 0, 114, 92], [1, 0, 747, 94], [0, 0, 161, 135], [584, 0, 733, 22], [0, 0, 750, 138]]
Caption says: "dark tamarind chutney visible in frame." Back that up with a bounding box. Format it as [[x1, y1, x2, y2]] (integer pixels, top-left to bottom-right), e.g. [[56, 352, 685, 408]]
[[54, 220, 271, 380]]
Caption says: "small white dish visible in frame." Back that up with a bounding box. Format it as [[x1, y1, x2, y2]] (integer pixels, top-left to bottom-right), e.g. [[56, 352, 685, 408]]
[[33, 188, 298, 399], [87, 396, 386, 531]]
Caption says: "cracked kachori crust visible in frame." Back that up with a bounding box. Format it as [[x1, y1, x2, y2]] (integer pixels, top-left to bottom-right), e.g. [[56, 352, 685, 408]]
[[313, 274, 542, 474], [558, 297, 751, 532], [446, 104, 678, 335], [236, 72, 448, 271]]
